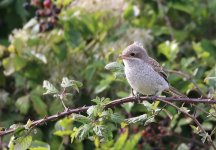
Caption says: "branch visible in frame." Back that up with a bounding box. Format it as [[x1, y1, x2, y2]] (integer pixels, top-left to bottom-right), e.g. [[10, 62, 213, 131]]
[[1, 96, 216, 138], [158, 98, 216, 150], [167, 70, 208, 98]]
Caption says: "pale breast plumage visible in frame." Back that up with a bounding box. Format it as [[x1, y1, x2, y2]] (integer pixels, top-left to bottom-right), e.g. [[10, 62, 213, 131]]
[[124, 61, 169, 96]]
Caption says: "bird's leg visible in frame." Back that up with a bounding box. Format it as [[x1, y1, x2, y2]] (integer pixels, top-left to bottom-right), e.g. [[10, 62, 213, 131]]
[[135, 93, 141, 103], [131, 88, 140, 103], [131, 88, 135, 96]]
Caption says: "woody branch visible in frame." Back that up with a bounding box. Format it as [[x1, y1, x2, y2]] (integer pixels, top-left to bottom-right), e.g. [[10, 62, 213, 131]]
[[1, 96, 216, 137]]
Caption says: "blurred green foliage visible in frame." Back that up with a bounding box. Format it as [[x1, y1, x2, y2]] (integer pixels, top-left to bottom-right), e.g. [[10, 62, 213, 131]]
[[1, 0, 216, 149]]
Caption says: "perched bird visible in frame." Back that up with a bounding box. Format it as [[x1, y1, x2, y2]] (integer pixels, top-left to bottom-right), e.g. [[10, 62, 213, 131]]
[[119, 42, 184, 97]]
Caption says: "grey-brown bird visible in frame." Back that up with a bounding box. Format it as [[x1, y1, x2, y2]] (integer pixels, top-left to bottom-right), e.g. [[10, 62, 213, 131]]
[[119, 42, 185, 97]]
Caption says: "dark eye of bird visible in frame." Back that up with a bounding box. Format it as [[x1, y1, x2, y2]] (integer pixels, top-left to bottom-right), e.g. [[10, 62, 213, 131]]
[[130, 53, 135, 56]]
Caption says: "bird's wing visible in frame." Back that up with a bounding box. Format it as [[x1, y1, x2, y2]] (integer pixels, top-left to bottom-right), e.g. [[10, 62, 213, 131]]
[[147, 57, 168, 82]]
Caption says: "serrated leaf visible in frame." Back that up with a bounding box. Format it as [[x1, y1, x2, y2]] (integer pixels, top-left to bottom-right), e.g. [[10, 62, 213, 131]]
[[93, 125, 105, 137], [105, 62, 124, 72], [72, 114, 91, 124], [75, 124, 92, 141], [29, 140, 50, 150], [43, 80, 58, 95], [61, 77, 82, 92], [100, 97, 111, 105], [91, 97, 101, 104], [91, 97, 110, 107], [93, 125, 112, 141], [144, 117, 155, 126], [15, 95, 30, 114], [60, 77, 73, 88], [87, 106, 96, 116], [110, 113, 124, 123], [126, 114, 147, 124], [14, 136, 32, 150]]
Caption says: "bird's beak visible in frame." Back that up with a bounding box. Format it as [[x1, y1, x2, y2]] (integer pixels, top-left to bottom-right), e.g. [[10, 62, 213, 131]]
[[118, 54, 129, 59]]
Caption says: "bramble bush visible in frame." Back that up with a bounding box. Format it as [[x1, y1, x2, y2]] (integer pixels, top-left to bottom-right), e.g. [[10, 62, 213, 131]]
[[0, 0, 216, 149]]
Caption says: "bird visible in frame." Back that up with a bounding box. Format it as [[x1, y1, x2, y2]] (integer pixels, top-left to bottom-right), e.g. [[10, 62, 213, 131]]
[[119, 42, 185, 98]]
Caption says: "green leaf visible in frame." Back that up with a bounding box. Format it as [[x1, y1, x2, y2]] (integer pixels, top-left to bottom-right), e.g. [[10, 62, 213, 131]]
[[72, 114, 91, 124], [93, 125, 112, 141], [158, 40, 179, 61], [2, 55, 27, 75], [31, 95, 47, 117], [87, 106, 96, 116], [178, 118, 192, 126], [54, 130, 74, 137], [114, 129, 128, 150], [75, 124, 92, 141], [13, 126, 26, 138], [8, 136, 15, 150], [43, 80, 59, 95], [123, 132, 141, 150], [14, 136, 32, 150], [125, 114, 148, 124], [55, 117, 73, 131], [15, 95, 30, 114], [91, 97, 110, 105], [144, 117, 155, 126], [13, 55, 27, 71], [29, 140, 50, 150], [114, 71, 125, 79], [121, 102, 134, 113], [2, 57, 15, 76], [110, 113, 124, 123], [105, 62, 124, 72], [170, 3, 194, 14], [61, 77, 82, 92]]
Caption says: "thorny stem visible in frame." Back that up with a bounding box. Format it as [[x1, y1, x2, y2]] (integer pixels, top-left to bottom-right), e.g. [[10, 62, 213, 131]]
[[158, 98, 216, 150], [0, 96, 216, 148]]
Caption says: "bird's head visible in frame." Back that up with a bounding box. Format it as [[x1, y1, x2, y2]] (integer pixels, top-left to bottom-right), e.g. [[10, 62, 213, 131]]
[[119, 42, 149, 64]]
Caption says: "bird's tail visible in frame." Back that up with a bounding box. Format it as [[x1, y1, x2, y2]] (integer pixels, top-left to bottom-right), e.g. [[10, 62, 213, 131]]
[[167, 86, 188, 98]]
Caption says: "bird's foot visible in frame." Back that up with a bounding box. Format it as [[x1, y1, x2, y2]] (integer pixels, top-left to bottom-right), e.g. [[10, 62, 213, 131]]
[[135, 93, 141, 103]]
